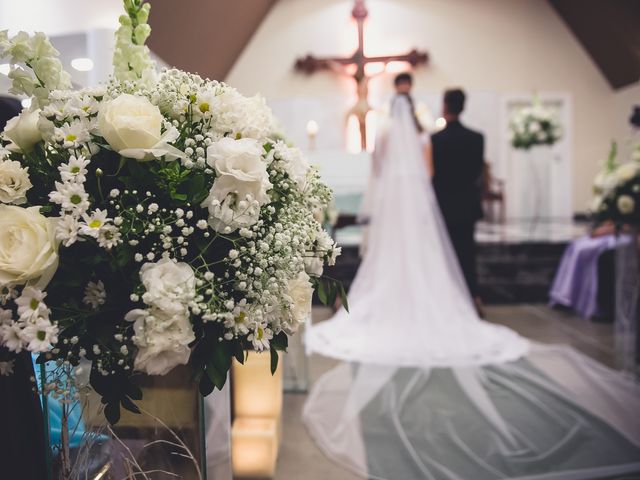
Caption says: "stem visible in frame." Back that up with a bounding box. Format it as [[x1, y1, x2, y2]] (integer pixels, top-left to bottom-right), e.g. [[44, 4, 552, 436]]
[[39, 363, 53, 480], [199, 394, 208, 480]]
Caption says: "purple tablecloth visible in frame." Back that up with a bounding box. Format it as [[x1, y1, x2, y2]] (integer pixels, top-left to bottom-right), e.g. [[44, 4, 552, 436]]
[[550, 234, 631, 319]]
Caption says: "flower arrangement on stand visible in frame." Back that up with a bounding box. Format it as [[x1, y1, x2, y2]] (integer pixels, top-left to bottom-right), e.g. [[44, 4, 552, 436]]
[[509, 99, 562, 150], [592, 142, 640, 226], [0, 0, 343, 429]]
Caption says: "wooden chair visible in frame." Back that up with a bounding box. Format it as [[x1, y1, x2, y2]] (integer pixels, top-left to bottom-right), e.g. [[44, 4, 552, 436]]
[[481, 162, 506, 223]]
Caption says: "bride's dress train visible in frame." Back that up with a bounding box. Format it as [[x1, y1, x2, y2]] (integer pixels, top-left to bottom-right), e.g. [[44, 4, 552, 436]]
[[303, 96, 640, 479]]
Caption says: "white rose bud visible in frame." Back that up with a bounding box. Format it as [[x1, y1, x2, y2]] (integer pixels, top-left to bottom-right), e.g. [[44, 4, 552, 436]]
[[3, 109, 42, 153]]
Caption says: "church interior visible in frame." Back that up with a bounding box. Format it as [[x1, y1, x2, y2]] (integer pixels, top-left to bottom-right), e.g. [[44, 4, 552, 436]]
[[1, 0, 639, 479]]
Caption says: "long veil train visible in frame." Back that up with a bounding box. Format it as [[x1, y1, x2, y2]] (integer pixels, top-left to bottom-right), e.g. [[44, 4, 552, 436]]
[[303, 95, 640, 480]]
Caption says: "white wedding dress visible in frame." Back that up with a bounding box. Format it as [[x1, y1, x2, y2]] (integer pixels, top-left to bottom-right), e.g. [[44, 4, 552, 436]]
[[303, 96, 640, 480]]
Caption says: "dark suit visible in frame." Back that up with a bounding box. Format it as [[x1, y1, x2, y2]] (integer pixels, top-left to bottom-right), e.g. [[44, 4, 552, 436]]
[[431, 120, 484, 296]]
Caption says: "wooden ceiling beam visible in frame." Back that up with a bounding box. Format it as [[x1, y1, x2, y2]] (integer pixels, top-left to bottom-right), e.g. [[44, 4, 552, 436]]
[[148, 0, 277, 82]]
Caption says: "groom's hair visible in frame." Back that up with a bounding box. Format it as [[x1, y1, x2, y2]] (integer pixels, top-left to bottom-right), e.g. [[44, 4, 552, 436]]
[[394, 73, 413, 86], [444, 89, 466, 115]]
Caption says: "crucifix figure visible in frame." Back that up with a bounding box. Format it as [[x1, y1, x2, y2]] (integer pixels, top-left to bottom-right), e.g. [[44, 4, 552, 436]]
[[295, 0, 428, 150]]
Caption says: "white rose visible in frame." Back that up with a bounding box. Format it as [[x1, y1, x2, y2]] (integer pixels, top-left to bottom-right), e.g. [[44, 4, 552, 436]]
[[3, 109, 42, 153], [617, 195, 635, 215], [98, 93, 184, 161], [139, 258, 196, 310], [0, 205, 59, 288], [0, 160, 32, 204], [287, 271, 313, 328], [202, 137, 272, 232], [126, 307, 194, 376], [615, 163, 639, 184]]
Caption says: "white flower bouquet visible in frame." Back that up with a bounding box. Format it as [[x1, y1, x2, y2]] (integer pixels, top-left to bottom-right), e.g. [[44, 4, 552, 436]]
[[592, 142, 640, 225], [0, 0, 343, 423], [509, 100, 562, 150]]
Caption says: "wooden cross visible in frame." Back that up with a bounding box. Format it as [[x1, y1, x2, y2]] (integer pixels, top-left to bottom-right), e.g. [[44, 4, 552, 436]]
[[295, 0, 428, 150]]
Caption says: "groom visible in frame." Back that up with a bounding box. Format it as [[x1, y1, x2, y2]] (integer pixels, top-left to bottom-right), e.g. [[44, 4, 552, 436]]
[[431, 89, 484, 311]]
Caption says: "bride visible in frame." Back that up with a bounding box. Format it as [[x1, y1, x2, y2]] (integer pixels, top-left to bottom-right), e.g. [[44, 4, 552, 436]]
[[304, 93, 640, 480]]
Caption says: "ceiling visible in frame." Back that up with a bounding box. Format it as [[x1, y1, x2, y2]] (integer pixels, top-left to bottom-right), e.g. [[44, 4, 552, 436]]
[[550, 0, 640, 90], [147, 0, 640, 90], [148, 0, 277, 82]]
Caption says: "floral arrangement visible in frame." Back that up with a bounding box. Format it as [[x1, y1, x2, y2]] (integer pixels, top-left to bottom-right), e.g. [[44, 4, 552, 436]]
[[509, 100, 562, 150], [592, 142, 640, 225], [0, 0, 342, 422]]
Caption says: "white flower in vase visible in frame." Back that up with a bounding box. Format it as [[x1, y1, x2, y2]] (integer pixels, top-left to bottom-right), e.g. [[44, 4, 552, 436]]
[[2, 108, 42, 153], [139, 257, 197, 310], [615, 163, 639, 183], [286, 271, 313, 330], [0, 159, 32, 204], [98, 94, 184, 161], [0, 205, 60, 288], [14, 286, 49, 321], [248, 321, 273, 351], [617, 195, 635, 215], [202, 137, 272, 232], [58, 155, 90, 184], [21, 317, 58, 352], [0, 323, 24, 352], [126, 306, 195, 375]]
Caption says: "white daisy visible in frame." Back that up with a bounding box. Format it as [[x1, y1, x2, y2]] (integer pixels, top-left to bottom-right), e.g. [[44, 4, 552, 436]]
[[248, 322, 273, 352], [58, 155, 90, 183], [54, 120, 91, 149], [80, 209, 110, 238], [15, 287, 49, 321], [0, 323, 24, 353], [49, 181, 90, 213], [97, 224, 121, 250], [21, 318, 58, 352], [224, 309, 251, 336], [56, 214, 82, 247]]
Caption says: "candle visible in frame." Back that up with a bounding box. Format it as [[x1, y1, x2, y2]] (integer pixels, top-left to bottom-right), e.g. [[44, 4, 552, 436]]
[[307, 120, 319, 151]]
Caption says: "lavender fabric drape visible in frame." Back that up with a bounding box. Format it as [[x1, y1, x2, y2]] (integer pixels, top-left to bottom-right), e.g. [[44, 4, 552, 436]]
[[550, 234, 632, 319]]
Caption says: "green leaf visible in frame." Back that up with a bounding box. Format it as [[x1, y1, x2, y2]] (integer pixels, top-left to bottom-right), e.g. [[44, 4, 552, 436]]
[[104, 401, 121, 425], [340, 284, 350, 312], [317, 280, 329, 305], [199, 374, 215, 396], [205, 361, 227, 390], [171, 192, 188, 202], [125, 381, 143, 401], [271, 331, 288, 351], [270, 348, 279, 375], [233, 342, 245, 364], [121, 396, 141, 415]]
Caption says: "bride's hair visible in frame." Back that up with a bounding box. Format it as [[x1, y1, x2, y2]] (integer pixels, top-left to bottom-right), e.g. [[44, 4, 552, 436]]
[[393, 93, 424, 134]]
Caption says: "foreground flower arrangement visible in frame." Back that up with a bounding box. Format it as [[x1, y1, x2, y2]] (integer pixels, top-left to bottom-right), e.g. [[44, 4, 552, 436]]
[[0, 0, 342, 422], [592, 142, 640, 225], [509, 100, 562, 150]]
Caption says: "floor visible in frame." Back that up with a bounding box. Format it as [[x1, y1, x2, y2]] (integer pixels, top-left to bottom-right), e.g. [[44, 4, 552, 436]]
[[274, 304, 621, 480]]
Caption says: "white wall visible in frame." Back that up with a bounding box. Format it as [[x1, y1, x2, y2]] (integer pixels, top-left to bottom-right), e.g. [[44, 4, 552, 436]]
[[0, 0, 122, 36], [227, 0, 632, 212]]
